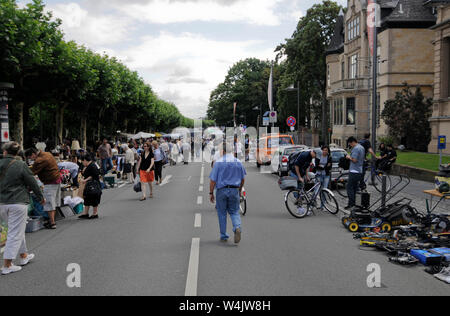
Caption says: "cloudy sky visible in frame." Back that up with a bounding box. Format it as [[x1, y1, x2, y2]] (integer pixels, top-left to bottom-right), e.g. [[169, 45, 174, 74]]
[[20, 0, 346, 119]]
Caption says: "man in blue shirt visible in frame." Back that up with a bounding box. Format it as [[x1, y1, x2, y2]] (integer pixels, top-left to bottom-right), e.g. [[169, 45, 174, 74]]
[[345, 137, 365, 209], [209, 142, 246, 244]]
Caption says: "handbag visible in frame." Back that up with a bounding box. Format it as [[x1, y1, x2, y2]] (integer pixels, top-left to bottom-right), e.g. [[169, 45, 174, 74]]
[[84, 180, 102, 197], [133, 175, 142, 192]]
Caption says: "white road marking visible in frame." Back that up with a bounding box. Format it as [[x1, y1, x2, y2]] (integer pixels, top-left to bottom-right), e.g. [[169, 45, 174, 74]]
[[119, 183, 126, 189], [160, 175, 172, 186], [197, 196, 203, 205], [200, 166, 204, 185], [194, 214, 202, 228], [199, 185, 203, 192], [185, 238, 200, 296]]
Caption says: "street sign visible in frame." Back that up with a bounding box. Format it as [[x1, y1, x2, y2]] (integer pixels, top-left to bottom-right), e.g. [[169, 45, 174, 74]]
[[290, 126, 295, 132], [269, 111, 277, 123], [1, 130, 9, 142], [286, 116, 296, 127], [263, 117, 270, 126], [438, 135, 446, 150]]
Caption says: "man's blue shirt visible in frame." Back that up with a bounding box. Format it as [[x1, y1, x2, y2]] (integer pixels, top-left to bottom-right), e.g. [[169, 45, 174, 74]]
[[210, 154, 246, 189]]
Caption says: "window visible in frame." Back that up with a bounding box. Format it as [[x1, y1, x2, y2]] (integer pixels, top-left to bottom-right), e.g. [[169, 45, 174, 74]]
[[327, 65, 330, 87], [333, 98, 344, 126], [347, 16, 360, 41], [349, 54, 358, 79], [346, 98, 355, 125], [341, 61, 345, 80]]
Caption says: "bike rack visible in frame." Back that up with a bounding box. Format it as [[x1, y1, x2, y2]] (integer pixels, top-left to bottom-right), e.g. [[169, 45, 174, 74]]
[[367, 174, 411, 211]]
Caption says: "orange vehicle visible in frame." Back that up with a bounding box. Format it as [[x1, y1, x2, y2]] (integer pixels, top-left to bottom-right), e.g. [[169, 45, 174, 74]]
[[256, 134, 294, 167]]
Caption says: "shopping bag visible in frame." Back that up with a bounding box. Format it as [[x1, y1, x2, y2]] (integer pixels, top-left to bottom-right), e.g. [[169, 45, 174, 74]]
[[133, 175, 142, 193], [0, 221, 7, 248], [78, 180, 86, 198]]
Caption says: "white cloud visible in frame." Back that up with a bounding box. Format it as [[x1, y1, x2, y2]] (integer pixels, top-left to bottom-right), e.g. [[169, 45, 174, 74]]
[[47, 3, 133, 47], [118, 32, 275, 118], [98, 0, 284, 26]]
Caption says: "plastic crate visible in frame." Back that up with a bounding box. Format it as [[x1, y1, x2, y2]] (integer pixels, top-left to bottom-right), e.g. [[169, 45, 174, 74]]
[[25, 216, 44, 233]]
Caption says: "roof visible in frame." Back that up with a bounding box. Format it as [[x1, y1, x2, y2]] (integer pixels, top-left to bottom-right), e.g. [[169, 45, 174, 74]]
[[326, 0, 437, 55], [380, 0, 437, 27], [326, 15, 345, 55]]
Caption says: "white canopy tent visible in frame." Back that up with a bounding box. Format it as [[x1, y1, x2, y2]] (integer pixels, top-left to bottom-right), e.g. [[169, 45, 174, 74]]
[[132, 132, 156, 139]]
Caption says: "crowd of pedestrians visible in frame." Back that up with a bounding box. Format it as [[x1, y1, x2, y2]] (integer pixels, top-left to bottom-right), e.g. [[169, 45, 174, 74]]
[[0, 134, 198, 275]]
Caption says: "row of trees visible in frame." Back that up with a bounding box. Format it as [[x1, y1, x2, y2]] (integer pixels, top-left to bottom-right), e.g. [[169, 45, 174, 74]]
[[1, 0, 206, 149], [207, 0, 341, 142]]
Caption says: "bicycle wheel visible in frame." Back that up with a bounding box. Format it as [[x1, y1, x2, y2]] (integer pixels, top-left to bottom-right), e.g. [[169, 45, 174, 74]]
[[240, 197, 247, 216], [320, 190, 339, 215], [371, 171, 391, 193], [285, 190, 309, 219], [335, 174, 348, 198]]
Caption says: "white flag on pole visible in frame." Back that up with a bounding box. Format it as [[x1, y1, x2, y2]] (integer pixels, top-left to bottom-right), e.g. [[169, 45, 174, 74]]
[[268, 65, 273, 112]]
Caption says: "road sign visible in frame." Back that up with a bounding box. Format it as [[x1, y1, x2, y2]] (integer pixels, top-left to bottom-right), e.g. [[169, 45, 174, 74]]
[[269, 111, 277, 123], [438, 135, 446, 150], [263, 117, 270, 126], [286, 116, 296, 127], [1, 130, 9, 142]]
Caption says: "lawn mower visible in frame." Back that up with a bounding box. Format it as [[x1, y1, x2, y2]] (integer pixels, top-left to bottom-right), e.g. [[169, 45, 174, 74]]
[[342, 176, 417, 233]]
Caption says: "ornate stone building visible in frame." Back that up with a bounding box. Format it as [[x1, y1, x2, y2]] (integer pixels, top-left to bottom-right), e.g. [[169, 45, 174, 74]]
[[326, 0, 436, 148]]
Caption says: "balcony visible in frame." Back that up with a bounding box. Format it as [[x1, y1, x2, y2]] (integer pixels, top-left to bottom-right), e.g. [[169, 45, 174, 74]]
[[328, 78, 369, 95]]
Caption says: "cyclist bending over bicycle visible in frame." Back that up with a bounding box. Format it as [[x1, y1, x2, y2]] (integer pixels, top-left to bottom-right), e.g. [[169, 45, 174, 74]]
[[288, 149, 317, 190]]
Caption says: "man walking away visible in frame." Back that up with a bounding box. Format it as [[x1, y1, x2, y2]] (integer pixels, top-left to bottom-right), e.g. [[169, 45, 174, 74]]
[[97, 138, 113, 175], [209, 142, 246, 244], [25, 147, 61, 230], [345, 137, 365, 210]]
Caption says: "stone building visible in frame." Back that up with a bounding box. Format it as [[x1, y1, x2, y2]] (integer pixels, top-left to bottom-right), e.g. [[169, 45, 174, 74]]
[[426, 0, 450, 153], [326, 0, 436, 148]]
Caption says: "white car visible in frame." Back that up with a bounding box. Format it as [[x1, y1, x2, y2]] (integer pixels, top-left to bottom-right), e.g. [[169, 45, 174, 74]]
[[271, 145, 309, 176]]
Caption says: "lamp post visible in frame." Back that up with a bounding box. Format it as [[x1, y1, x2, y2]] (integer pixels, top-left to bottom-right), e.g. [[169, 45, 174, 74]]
[[0, 82, 14, 150], [285, 82, 300, 142]]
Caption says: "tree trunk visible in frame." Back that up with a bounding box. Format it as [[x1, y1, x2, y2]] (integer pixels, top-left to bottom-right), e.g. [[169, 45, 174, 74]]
[[80, 115, 87, 149], [97, 120, 101, 142], [321, 91, 328, 145], [15, 102, 24, 148], [56, 103, 67, 145]]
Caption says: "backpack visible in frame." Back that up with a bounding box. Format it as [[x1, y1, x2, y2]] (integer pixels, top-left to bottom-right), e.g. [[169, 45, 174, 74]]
[[338, 157, 350, 170], [288, 151, 304, 173]]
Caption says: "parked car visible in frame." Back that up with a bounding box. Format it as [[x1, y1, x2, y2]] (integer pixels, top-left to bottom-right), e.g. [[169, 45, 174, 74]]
[[256, 134, 294, 167], [271, 145, 309, 176]]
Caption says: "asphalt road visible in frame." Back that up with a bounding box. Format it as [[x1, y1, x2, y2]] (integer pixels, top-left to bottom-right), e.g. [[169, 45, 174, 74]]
[[0, 161, 448, 296]]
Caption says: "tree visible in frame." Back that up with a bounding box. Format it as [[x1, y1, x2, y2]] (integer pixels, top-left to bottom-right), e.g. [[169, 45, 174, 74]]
[[207, 58, 272, 127], [381, 84, 433, 152], [276, 0, 341, 141]]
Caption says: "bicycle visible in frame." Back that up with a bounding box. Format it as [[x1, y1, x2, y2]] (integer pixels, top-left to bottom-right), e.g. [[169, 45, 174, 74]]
[[334, 160, 392, 198], [284, 174, 339, 219], [240, 187, 247, 216]]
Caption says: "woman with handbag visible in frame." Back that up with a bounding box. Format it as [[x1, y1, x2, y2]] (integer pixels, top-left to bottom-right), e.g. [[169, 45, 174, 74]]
[[136, 143, 155, 200], [78, 154, 102, 219]]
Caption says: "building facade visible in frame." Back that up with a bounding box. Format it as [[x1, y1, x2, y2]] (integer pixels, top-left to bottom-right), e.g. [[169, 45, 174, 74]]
[[326, 0, 436, 148], [427, 0, 450, 153]]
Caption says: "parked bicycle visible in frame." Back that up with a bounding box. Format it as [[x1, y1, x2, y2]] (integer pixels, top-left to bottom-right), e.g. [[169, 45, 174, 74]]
[[240, 187, 247, 216], [334, 160, 392, 198], [280, 174, 339, 219]]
